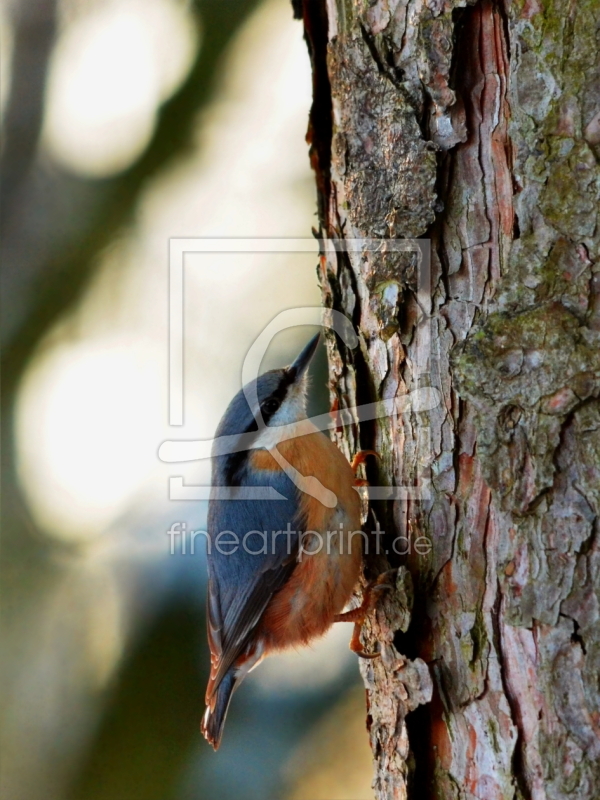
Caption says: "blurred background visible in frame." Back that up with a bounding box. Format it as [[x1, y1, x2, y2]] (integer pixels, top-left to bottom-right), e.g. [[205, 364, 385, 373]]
[[0, 0, 374, 798]]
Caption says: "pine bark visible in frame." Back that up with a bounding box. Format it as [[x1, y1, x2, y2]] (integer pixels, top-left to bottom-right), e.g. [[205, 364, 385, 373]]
[[295, 0, 600, 798]]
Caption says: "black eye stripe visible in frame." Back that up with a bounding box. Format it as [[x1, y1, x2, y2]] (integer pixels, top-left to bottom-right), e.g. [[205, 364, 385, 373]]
[[220, 372, 294, 484], [259, 372, 293, 423]]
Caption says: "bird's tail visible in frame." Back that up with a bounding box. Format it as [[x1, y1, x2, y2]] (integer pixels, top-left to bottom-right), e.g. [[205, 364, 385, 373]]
[[201, 670, 237, 750]]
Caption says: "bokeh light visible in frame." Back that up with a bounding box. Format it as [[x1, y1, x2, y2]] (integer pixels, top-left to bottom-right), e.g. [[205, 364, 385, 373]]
[[16, 338, 165, 541], [42, 0, 198, 176]]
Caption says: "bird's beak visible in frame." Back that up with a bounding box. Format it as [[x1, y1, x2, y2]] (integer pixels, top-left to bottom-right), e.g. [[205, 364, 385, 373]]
[[288, 333, 321, 382]]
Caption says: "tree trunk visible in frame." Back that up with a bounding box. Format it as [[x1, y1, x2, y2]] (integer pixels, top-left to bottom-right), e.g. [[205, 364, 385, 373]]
[[295, 0, 600, 798]]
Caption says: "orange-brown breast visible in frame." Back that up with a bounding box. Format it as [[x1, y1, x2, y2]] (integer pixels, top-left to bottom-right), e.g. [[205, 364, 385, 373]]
[[252, 425, 363, 652]]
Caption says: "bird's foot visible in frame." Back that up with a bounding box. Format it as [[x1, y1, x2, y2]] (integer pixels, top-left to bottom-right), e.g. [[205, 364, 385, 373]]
[[351, 450, 380, 475], [334, 569, 397, 659]]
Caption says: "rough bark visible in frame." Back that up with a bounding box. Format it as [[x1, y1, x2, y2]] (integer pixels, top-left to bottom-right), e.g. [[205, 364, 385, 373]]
[[295, 0, 600, 798]]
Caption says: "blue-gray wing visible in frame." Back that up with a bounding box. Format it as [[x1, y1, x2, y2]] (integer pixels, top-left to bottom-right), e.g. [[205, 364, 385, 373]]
[[205, 466, 304, 698]]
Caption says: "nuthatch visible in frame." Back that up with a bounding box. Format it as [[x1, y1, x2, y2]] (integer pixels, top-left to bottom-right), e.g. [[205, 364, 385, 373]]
[[201, 334, 383, 749]]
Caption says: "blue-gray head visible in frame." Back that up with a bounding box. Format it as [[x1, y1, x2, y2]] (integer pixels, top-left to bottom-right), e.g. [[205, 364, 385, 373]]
[[212, 334, 320, 483]]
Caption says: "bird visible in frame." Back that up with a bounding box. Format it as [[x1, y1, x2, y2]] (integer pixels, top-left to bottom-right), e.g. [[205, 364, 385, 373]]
[[201, 333, 385, 749]]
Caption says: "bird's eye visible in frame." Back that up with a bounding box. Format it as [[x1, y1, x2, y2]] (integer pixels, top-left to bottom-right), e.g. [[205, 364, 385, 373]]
[[261, 398, 280, 416]]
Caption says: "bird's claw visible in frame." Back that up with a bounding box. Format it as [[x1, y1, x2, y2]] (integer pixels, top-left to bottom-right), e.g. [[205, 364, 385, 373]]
[[351, 450, 380, 475], [354, 646, 381, 660], [338, 569, 398, 658]]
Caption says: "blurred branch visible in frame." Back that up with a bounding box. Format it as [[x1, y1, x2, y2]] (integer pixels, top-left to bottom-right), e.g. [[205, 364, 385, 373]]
[[0, 0, 58, 214]]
